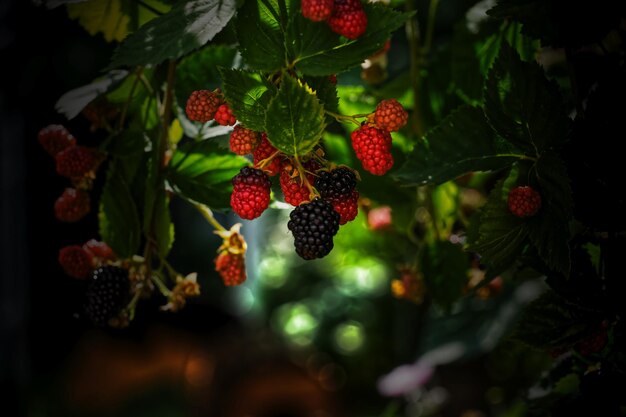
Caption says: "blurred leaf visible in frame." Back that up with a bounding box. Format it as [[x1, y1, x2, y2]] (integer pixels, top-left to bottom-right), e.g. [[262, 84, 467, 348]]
[[422, 241, 468, 309], [102, 129, 150, 156], [510, 289, 603, 350], [150, 185, 174, 257], [55, 70, 128, 119], [322, 131, 354, 166], [167, 139, 248, 209], [432, 181, 460, 238], [109, 0, 237, 68], [532, 151, 572, 218], [219, 68, 277, 132], [169, 119, 184, 144], [394, 105, 519, 186], [553, 374, 580, 395], [99, 159, 141, 258], [67, 0, 130, 42], [484, 43, 570, 153], [288, 4, 411, 76], [235, 0, 289, 72], [467, 177, 527, 275], [527, 207, 571, 276], [265, 76, 326, 156]]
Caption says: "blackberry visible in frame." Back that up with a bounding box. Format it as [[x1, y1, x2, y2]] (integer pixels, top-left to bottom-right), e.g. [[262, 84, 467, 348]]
[[84, 265, 130, 326], [315, 167, 357, 199], [288, 198, 340, 260]]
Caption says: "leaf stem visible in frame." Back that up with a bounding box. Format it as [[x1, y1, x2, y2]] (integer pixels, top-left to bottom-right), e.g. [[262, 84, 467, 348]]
[[132, 0, 165, 16], [195, 203, 227, 232], [325, 110, 363, 127], [293, 155, 319, 199], [118, 66, 143, 130], [151, 272, 172, 296]]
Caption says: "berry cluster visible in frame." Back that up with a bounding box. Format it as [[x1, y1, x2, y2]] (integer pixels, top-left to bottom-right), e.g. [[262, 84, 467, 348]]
[[301, 0, 368, 39], [185, 89, 236, 126], [58, 239, 116, 279], [38, 124, 103, 223]]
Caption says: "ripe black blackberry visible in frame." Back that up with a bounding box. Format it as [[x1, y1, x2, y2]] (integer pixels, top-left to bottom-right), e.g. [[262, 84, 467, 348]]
[[315, 167, 357, 199], [84, 265, 130, 326], [288, 198, 340, 260]]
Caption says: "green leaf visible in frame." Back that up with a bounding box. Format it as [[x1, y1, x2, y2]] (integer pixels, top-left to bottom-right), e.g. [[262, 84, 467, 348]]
[[167, 139, 248, 209], [527, 207, 571, 276], [264, 75, 326, 156], [467, 177, 527, 274], [304, 75, 339, 119], [484, 43, 570, 153], [532, 151, 573, 218], [289, 4, 412, 75], [422, 241, 469, 310], [109, 0, 237, 68], [510, 289, 603, 350], [152, 187, 175, 257], [55, 70, 128, 120], [235, 0, 289, 72], [98, 159, 142, 258], [219, 68, 277, 132], [394, 105, 519, 186], [102, 129, 150, 156]]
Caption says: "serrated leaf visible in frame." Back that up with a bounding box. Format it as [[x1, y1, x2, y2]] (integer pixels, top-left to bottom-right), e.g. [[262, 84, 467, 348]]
[[511, 289, 603, 350], [484, 43, 570, 153], [422, 241, 469, 310], [289, 4, 411, 76], [265, 75, 326, 156], [67, 0, 130, 42], [55, 70, 128, 119], [527, 207, 571, 276], [167, 139, 248, 209], [99, 160, 141, 258], [109, 0, 236, 68], [532, 152, 572, 218], [394, 105, 519, 186], [219, 68, 277, 132], [467, 177, 527, 274], [304, 76, 339, 119], [236, 0, 289, 72]]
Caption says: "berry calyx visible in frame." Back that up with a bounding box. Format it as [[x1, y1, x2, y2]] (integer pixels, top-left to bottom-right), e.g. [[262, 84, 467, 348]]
[[214, 103, 237, 126], [229, 125, 260, 155], [58, 245, 94, 279], [328, 0, 368, 40], [231, 167, 272, 220], [350, 124, 394, 175], [185, 90, 221, 123], [215, 251, 246, 286], [288, 198, 340, 260], [302, 0, 334, 21], [84, 265, 130, 326], [253, 134, 283, 176], [55, 146, 99, 178], [507, 186, 542, 218], [315, 167, 357, 200], [327, 189, 359, 225], [38, 124, 76, 157], [374, 99, 408, 132], [54, 188, 90, 222]]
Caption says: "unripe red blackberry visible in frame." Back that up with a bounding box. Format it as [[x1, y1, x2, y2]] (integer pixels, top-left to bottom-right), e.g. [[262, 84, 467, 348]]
[[185, 90, 221, 123], [328, 0, 368, 39], [350, 124, 394, 175], [38, 124, 76, 157], [55, 146, 98, 178], [507, 186, 542, 218], [280, 169, 313, 206], [58, 245, 94, 279], [288, 198, 340, 260], [230, 167, 272, 220], [253, 134, 283, 176], [215, 251, 246, 286], [229, 125, 260, 155], [374, 99, 408, 132], [54, 188, 90, 222], [83, 239, 115, 263], [327, 189, 359, 225], [84, 265, 130, 326], [302, 0, 334, 21], [214, 103, 237, 126]]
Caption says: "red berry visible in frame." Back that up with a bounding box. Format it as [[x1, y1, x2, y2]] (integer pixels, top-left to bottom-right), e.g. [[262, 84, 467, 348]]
[[253, 134, 283, 176], [214, 103, 237, 126], [507, 186, 542, 218], [328, 0, 367, 39], [185, 90, 221, 123], [83, 239, 115, 262], [577, 328, 608, 356], [231, 167, 272, 220], [302, 0, 334, 21], [38, 124, 76, 157], [58, 245, 94, 279], [329, 74, 337, 85], [368, 205, 392, 230], [54, 188, 90, 222], [328, 189, 359, 225], [215, 251, 246, 286], [229, 125, 260, 155], [350, 125, 394, 175], [280, 169, 313, 206], [374, 99, 408, 132], [55, 145, 98, 178]]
